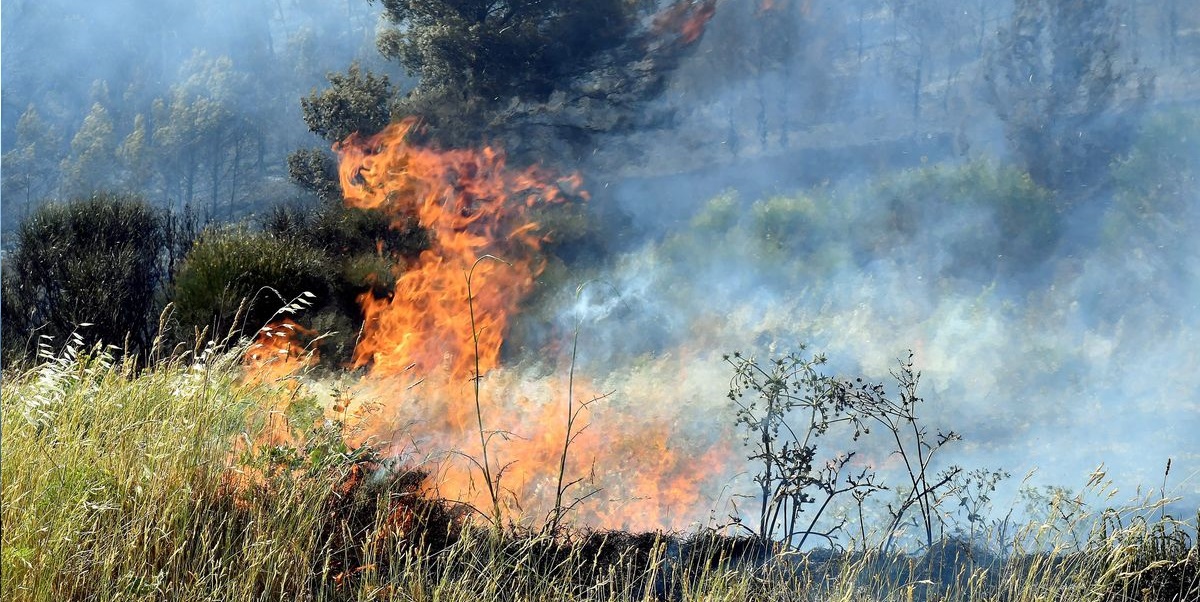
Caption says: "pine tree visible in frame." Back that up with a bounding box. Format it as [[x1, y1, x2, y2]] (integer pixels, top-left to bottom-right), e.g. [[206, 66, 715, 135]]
[[60, 102, 117, 197], [985, 0, 1154, 195], [1, 106, 64, 222], [118, 114, 153, 192]]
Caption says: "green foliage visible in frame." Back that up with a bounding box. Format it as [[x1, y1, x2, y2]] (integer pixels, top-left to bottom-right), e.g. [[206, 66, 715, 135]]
[[261, 201, 428, 306], [292, 63, 394, 199], [117, 113, 153, 192], [2, 193, 166, 361], [372, 0, 640, 142], [257, 199, 440, 364], [656, 162, 1058, 297], [1, 106, 64, 224], [872, 160, 1059, 272], [300, 63, 395, 144], [528, 199, 624, 264], [150, 52, 264, 216], [171, 226, 334, 341], [749, 193, 844, 258], [689, 191, 741, 234], [1099, 109, 1200, 277], [286, 147, 342, 203], [376, 0, 635, 101], [264, 201, 429, 261], [59, 102, 117, 197]]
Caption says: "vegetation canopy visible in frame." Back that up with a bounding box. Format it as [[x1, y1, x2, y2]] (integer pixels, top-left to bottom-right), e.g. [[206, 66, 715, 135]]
[[2, 193, 166, 362]]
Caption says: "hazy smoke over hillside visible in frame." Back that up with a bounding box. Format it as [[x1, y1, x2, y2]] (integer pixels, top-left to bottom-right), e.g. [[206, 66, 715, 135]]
[[512, 0, 1200, 525], [4, 0, 1198, 533], [1, 0, 391, 226]]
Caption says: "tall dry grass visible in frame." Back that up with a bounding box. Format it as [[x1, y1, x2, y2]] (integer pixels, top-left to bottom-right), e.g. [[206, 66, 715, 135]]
[[2, 340, 1196, 601]]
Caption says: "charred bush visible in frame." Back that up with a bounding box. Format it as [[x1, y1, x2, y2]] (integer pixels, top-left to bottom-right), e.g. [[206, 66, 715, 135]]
[[680, 530, 775, 575], [317, 461, 467, 591]]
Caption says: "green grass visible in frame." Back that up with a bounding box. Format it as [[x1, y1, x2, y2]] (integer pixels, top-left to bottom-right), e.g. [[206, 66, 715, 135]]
[[3, 345, 1197, 601]]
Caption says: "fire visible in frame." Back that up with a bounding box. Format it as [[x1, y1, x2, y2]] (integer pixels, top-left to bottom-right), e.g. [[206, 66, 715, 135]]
[[321, 120, 734, 529], [757, 0, 811, 17], [335, 120, 580, 381], [232, 117, 740, 532], [243, 318, 318, 384], [237, 21, 741, 526], [653, 0, 717, 46], [340, 358, 735, 531]]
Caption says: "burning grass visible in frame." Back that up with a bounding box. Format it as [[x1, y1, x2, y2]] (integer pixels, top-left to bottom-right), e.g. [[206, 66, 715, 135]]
[[3, 343, 1197, 602]]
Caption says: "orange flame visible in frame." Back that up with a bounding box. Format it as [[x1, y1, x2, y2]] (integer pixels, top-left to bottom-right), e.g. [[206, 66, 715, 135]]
[[243, 318, 318, 384], [335, 120, 580, 382], [324, 120, 734, 530], [653, 0, 717, 46], [228, 0, 740, 531], [237, 110, 738, 530], [339, 358, 735, 532]]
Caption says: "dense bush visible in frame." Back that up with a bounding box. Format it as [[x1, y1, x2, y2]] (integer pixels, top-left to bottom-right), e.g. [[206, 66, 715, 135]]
[[171, 226, 334, 342], [870, 161, 1059, 276], [262, 201, 429, 264], [1, 193, 167, 362]]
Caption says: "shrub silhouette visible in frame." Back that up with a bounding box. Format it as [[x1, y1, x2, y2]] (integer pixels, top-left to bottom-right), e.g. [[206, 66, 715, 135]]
[[2, 192, 166, 362]]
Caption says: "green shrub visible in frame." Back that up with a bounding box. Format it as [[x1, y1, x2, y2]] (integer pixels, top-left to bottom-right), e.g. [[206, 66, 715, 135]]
[[2, 193, 166, 361], [261, 200, 421, 333], [871, 161, 1058, 273], [1111, 109, 1200, 219], [262, 201, 429, 260], [171, 226, 333, 341], [749, 192, 846, 258]]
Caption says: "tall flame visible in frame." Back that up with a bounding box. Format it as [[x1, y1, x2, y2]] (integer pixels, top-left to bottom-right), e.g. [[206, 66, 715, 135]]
[[336, 120, 581, 381], [237, 3, 731, 529], [327, 120, 732, 530]]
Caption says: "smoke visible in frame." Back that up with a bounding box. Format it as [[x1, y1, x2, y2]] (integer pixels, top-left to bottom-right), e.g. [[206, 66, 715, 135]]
[[317, 0, 1200, 532], [492, 0, 1200, 528], [1, 0, 393, 226], [5, 0, 1196, 534]]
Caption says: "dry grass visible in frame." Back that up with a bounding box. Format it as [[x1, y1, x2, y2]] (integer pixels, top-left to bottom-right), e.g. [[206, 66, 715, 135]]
[[3, 344, 1197, 601]]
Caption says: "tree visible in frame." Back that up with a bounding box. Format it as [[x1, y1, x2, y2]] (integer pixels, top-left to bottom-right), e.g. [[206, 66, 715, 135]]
[[60, 103, 118, 198], [1, 106, 63, 224], [300, 62, 395, 144], [290, 63, 395, 200], [370, 0, 643, 143], [287, 147, 343, 203], [118, 114, 153, 192], [151, 53, 263, 219], [886, 0, 972, 121], [376, 1, 634, 99], [985, 0, 1153, 194], [3, 194, 167, 360]]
